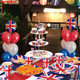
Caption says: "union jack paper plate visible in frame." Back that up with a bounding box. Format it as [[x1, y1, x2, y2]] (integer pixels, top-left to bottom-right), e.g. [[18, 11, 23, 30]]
[[10, 55, 26, 64], [49, 62, 77, 75], [63, 57, 80, 65]]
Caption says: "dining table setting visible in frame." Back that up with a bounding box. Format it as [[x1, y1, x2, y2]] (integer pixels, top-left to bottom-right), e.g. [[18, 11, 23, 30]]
[[0, 22, 80, 80]]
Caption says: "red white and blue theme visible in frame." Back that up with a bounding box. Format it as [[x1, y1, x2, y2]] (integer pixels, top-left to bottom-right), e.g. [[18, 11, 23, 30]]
[[5, 20, 17, 33], [66, 18, 77, 31]]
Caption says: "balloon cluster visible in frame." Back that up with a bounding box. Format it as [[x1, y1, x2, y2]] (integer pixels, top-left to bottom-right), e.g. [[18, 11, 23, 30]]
[[60, 18, 79, 57], [2, 20, 20, 61]]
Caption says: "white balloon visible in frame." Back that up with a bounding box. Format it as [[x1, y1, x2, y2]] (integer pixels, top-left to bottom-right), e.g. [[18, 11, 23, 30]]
[[61, 39, 68, 49], [2, 43, 9, 52], [9, 43, 18, 55], [66, 41, 77, 53]]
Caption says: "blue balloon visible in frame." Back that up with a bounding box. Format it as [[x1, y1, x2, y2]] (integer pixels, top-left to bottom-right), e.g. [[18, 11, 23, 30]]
[[12, 52, 19, 57], [60, 49, 69, 57], [68, 51, 77, 57], [2, 52, 12, 62]]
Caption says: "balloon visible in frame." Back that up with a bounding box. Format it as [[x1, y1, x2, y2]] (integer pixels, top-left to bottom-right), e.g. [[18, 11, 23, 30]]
[[60, 49, 69, 57], [2, 52, 12, 62], [61, 39, 68, 49], [9, 43, 18, 56], [52, 0, 59, 6], [68, 51, 77, 57], [5, 20, 17, 33], [11, 32, 20, 43], [2, 43, 9, 52], [61, 29, 70, 41], [40, 0, 47, 5], [66, 41, 77, 53], [70, 30, 79, 41], [2, 31, 11, 44], [66, 0, 75, 5], [12, 52, 19, 57], [66, 18, 77, 31]]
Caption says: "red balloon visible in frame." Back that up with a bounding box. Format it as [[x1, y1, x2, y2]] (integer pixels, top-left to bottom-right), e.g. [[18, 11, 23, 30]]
[[11, 32, 20, 43], [61, 29, 70, 41], [2, 31, 11, 44], [70, 30, 79, 41], [40, 0, 47, 5]]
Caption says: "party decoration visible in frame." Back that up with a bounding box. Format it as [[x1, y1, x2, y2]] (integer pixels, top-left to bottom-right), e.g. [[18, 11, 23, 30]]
[[9, 43, 18, 56], [40, 0, 47, 5], [2, 31, 11, 44], [52, 0, 59, 6], [61, 39, 68, 49], [68, 51, 77, 57], [66, 0, 75, 5], [2, 52, 12, 61], [61, 29, 70, 41], [60, 49, 69, 57], [70, 30, 79, 41], [66, 41, 76, 53], [69, 13, 76, 18], [66, 18, 77, 31], [5, 20, 17, 33], [11, 32, 20, 43], [2, 42, 9, 52]]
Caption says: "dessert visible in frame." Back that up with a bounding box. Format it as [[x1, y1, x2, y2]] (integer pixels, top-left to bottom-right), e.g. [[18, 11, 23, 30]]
[[31, 28, 37, 33]]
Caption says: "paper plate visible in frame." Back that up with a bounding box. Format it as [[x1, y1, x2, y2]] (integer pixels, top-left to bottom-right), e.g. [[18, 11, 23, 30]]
[[10, 55, 26, 64], [26, 50, 53, 58], [49, 62, 77, 75]]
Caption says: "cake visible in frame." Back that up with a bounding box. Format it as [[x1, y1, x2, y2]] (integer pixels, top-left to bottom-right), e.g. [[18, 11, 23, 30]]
[[31, 28, 37, 33], [38, 28, 45, 34]]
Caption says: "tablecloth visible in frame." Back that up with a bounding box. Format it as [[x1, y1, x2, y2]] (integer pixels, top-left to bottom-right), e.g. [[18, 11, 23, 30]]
[[0, 58, 79, 80]]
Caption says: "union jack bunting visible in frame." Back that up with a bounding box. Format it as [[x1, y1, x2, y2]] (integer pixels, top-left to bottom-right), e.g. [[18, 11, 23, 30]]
[[5, 20, 17, 33], [42, 57, 50, 68], [66, 18, 77, 31], [25, 56, 33, 65], [49, 63, 77, 75], [37, 70, 63, 80]]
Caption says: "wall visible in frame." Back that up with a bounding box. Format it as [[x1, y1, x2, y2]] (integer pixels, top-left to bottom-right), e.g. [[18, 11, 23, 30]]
[[32, 12, 70, 28]]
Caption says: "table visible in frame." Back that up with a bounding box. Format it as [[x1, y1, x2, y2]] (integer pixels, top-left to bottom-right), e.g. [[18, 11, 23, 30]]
[[4, 58, 78, 80]]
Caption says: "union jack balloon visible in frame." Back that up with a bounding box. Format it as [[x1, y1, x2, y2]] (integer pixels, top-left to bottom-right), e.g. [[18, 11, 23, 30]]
[[5, 20, 17, 33], [66, 18, 77, 31]]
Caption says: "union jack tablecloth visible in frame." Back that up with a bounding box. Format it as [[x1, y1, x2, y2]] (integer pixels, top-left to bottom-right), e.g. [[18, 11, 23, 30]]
[[2, 58, 79, 80]]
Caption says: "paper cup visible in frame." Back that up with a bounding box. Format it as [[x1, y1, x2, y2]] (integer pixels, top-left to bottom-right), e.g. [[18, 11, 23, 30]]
[[42, 55, 50, 68], [2, 62, 12, 76], [0, 64, 3, 74], [25, 54, 33, 65], [55, 53, 64, 64]]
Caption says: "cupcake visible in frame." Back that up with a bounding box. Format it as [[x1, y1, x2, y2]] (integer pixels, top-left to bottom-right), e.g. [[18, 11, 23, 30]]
[[31, 28, 37, 33]]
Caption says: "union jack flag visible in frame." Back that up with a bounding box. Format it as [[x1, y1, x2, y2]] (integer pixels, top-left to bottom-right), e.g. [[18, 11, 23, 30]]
[[5, 20, 17, 33], [25, 56, 33, 65], [3, 64, 12, 77], [43, 57, 50, 68], [37, 70, 63, 80], [66, 18, 77, 31], [49, 63, 77, 75]]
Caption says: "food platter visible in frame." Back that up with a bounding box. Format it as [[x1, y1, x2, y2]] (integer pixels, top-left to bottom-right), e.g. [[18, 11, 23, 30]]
[[49, 62, 77, 75], [29, 41, 49, 47], [26, 50, 53, 58], [10, 55, 26, 64], [63, 57, 80, 65], [16, 64, 42, 76]]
